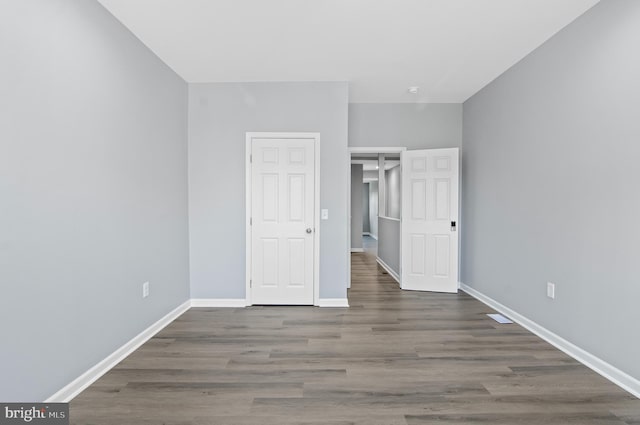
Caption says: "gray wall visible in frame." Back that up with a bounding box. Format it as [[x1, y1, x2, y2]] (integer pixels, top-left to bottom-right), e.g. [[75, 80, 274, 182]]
[[363, 183, 370, 233], [385, 165, 401, 219], [368, 182, 379, 239], [378, 218, 400, 276], [350, 165, 364, 249], [0, 0, 189, 401], [189, 82, 349, 299], [349, 103, 462, 148], [363, 170, 378, 180], [462, 0, 640, 381]]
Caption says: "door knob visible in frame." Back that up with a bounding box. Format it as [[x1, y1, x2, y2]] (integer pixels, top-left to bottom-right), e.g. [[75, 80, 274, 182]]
[[306, 228, 313, 234]]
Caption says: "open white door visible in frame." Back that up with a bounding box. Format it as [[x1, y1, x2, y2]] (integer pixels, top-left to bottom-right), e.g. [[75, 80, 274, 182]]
[[248, 134, 317, 305], [401, 148, 459, 293]]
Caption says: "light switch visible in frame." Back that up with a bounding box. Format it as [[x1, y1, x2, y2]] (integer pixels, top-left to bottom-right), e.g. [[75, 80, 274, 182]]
[[321, 209, 329, 220]]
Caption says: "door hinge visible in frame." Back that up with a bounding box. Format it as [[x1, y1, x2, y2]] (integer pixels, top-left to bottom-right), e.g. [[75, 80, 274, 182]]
[[250, 279, 252, 288], [250, 217, 252, 225], [250, 154, 252, 163]]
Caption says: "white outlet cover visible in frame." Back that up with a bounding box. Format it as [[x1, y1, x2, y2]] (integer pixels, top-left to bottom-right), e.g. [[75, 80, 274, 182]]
[[547, 282, 555, 299], [321, 209, 329, 220]]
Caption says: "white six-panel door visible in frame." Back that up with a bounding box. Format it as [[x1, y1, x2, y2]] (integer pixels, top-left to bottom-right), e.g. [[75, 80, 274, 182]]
[[249, 135, 316, 305], [401, 148, 459, 293]]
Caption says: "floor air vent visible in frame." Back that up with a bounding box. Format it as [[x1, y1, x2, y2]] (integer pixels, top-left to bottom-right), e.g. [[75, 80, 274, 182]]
[[487, 313, 513, 324]]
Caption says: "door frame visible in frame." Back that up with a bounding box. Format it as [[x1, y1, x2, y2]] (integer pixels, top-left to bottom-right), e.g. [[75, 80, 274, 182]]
[[347, 147, 406, 289], [245, 132, 321, 306]]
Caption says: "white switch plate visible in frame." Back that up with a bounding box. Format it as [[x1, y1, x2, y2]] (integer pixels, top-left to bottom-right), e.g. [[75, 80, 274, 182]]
[[321, 209, 329, 220], [143, 281, 150, 298], [546, 282, 555, 299]]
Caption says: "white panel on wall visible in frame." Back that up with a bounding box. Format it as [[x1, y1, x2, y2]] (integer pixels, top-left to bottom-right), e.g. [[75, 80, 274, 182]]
[[369, 181, 379, 239]]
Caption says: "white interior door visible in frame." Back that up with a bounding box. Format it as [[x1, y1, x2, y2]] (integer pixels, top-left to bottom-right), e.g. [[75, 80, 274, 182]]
[[401, 148, 459, 293], [250, 136, 315, 304]]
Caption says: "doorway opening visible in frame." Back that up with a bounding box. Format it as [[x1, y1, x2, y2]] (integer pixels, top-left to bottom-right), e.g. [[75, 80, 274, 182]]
[[349, 148, 404, 290], [348, 147, 460, 296]]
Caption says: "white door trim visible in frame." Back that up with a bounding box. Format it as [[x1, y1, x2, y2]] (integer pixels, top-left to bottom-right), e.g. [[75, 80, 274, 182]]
[[246, 132, 321, 306], [349, 147, 407, 154]]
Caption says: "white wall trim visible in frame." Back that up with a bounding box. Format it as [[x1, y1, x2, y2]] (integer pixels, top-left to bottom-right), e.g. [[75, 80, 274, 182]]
[[350, 248, 364, 253], [45, 300, 191, 403], [363, 232, 371, 236], [246, 132, 321, 307], [191, 299, 249, 307], [347, 148, 352, 290], [45, 294, 364, 403], [348, 147, 407, 154], [369, 233, 378, 240], [379, 216, 401, 222], [376, 257, 400, 284], [318, 298, 349, 307], [245, 134, 252, 306], [460, 283, 640, 399]]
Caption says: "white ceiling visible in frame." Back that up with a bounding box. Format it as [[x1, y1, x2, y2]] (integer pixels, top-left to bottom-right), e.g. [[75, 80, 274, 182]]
[[98, 0, 599, 103]]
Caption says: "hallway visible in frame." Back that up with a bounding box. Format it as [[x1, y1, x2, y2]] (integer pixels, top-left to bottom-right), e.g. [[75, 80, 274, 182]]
[[362, 234, 377, 254], [70, 253, 640, 424]]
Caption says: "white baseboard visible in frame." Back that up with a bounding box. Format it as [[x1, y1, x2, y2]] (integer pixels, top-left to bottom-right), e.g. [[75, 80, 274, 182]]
[[363, 232, 371, 236], [350, 248, 364, 253], [45, 294, 355, 402], [376, 257, 400, 284], [369, 234, 378, 240], [190, 298, 248, 307], [318, 298, 349, 307], [460, 283, 640, 399], [45, 300, 191, 403]]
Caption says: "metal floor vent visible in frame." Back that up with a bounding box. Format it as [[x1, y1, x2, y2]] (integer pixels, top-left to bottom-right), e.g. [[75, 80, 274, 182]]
[[487, 313, 513, 324]]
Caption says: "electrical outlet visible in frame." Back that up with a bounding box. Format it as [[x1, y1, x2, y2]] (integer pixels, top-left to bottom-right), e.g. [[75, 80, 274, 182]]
[[546, 282, 555, 299], [142, 281, 150, 298]]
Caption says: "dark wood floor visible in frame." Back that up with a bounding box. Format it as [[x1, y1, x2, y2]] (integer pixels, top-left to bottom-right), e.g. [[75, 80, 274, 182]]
[[71, 246, 640, 424]]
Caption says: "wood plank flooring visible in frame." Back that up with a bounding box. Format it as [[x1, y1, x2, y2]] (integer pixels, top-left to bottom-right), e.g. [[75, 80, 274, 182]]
[[70, 246, 640, 424]]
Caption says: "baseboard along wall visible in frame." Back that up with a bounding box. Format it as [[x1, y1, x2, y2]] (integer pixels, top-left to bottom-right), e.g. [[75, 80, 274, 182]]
[[376, 257, 400, 284], [52, 285, 637, 404], [46, 300, 191, 403], [46, 297, 350, 401], [460, 283, 640, 399]]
